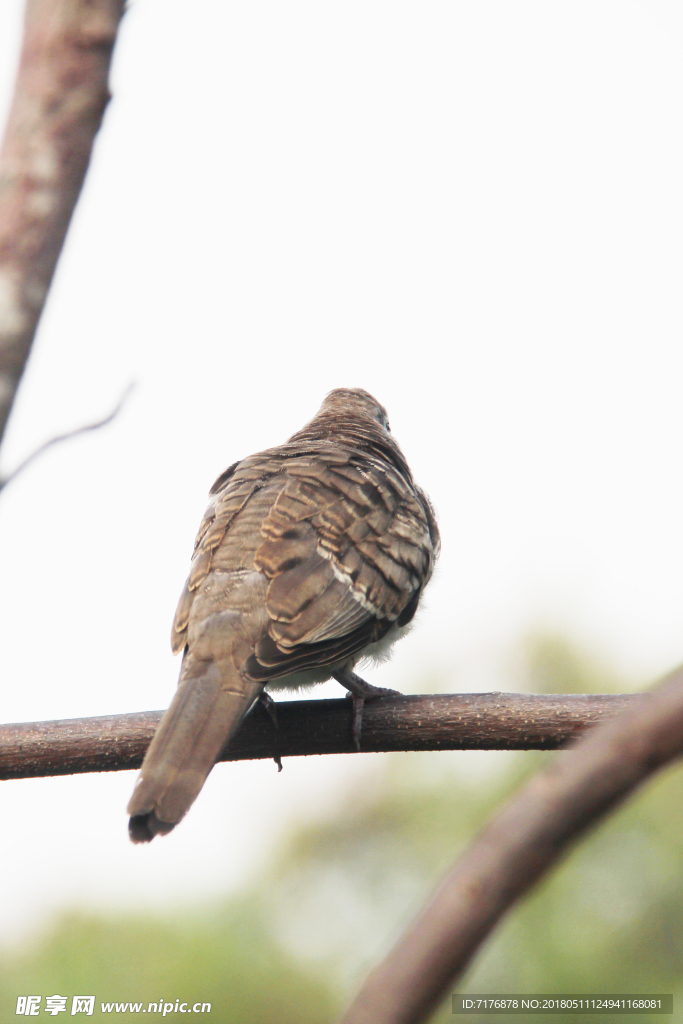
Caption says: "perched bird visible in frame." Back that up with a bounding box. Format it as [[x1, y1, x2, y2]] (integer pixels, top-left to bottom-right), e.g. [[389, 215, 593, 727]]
[[128, 388, 440, 842]]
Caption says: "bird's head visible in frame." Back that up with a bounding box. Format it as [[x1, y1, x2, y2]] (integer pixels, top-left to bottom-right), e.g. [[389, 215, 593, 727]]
[[315, 387, 391, 432], [287, 387, 413, 481]]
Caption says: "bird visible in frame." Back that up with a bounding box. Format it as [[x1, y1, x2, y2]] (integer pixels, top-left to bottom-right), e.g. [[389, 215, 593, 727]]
[[127, 388, 440, 842]]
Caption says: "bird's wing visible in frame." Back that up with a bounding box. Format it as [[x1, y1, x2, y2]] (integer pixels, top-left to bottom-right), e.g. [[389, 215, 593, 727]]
[[170, 455, 269, 654], [172, 445, 436, 678], [246, 447, 437, 679]]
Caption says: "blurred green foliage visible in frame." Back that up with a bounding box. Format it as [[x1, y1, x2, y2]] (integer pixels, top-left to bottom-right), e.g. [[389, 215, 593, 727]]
[[0, 900, 335, 1022], [520, 632, 625, 695], [2, 637, 682, 1022]]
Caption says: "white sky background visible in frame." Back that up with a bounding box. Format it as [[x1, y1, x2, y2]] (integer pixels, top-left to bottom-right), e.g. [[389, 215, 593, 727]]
[[0, 0, 682, 943]]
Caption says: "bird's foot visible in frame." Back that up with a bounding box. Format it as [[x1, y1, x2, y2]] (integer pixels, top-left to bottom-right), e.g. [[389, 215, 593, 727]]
[[258, 691, 282, 771], [258, 690, 279, 727], [332, 669, 401, 752]]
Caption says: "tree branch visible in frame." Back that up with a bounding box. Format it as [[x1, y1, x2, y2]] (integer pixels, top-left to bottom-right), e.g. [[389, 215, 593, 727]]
[[0, 0, 126, 451], [0, 381, 133, 490], [0, 692, 637, 781], [338, 667, 683, 1024]]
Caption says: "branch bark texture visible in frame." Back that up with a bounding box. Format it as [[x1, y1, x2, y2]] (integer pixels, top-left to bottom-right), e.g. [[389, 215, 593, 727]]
[[0, 692, 636, 781], [338, 668, 683, 1024], [0, 0, 126, 449]]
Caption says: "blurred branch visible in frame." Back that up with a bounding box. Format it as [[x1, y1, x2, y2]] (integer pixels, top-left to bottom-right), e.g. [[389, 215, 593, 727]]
[[0, 381, 133, 491], [0, 692, 637, 780], [0, 0, 126, 453], [339, 667, 683, 1024]]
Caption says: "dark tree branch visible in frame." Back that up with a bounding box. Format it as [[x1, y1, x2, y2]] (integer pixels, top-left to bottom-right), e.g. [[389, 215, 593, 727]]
[[0, 692, 637, 780], [0, 381, 133, 490], [0, 0, 126, 452], [338, 667, 683, 1024]]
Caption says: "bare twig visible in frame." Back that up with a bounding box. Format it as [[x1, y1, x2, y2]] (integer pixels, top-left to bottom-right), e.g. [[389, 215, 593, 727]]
[[338, 666, 683, 1024], [0, 381, 134, 490], [0, 692, 637, 780], [0, 0, 127, 453]]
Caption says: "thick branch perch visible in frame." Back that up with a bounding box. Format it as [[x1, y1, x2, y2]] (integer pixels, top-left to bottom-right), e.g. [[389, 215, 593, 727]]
[[0, 0, 126, 449], [339, 668, 683, 1024], [0, 692, 636, 780]]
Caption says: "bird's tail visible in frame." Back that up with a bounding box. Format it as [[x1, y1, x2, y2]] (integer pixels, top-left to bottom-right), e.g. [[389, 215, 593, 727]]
[[127, 660, 263, 843]]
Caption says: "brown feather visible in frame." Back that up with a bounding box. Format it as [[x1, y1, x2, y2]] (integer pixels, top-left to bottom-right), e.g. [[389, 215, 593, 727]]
[[264, 555, 334, 624], [171, 577, 193, 654], [127, 658, 262, 842]]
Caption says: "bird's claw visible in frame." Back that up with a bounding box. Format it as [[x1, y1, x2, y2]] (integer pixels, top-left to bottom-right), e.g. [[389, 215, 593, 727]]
[[335, 671, 401, 751], [258, 691, 282, 770]]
